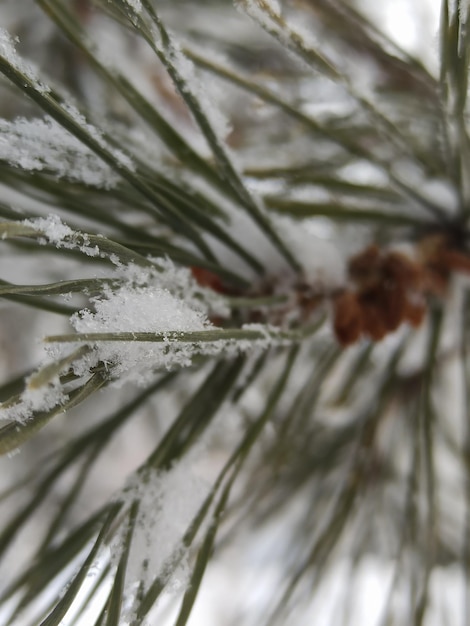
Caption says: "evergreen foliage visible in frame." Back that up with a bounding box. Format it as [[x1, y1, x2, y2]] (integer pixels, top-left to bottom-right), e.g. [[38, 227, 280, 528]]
[[0, 1, 467, 624]]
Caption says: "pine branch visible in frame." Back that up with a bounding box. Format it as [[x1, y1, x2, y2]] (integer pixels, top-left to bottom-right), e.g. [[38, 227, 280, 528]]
[[0, 1, 469, 624]]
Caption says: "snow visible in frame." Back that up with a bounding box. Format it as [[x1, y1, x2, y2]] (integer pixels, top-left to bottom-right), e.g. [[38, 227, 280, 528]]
[[22, 215, 100, 257], [119, 258, 228, 317], [61, 103, 135, 173], [124, 0, 143, 14], [115, 461, 211, 622], [275, 216, 346, 290], [237, 0, 282, 25], [236, 0, 306, 71], [1, 209, 272, 408], [0, 27, 49, 93], [72, 286, 208, 336], [0, 28, 136, 184], [0, 117, 121, 187], [70, 283, 211, 381], [67, 281, 278, 384], [4, 217, 276, 386], [151, 26, 232, 142], [0, 1, 462, 625], [0, 375, 66, 423], [22, 214, 74, 245], [0, 236, 237, 419]]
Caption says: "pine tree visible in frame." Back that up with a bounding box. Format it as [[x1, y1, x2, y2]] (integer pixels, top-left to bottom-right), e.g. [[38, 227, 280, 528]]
[[0, 1, 467, 624]]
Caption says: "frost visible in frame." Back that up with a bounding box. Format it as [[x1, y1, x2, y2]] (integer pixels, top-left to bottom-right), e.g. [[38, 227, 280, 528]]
[[0, 117, 120, 187]]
